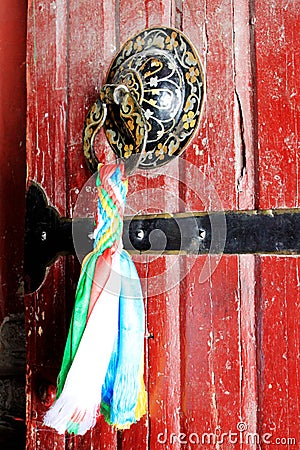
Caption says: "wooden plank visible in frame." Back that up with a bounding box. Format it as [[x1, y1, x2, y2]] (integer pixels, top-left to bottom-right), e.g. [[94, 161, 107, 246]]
[[255, 3, 300, 448], [118, 3, 182, 450], [146, 259, 182, 450], [26, 0, 68, 447], [124, 171, 183, 450], [66, 1, 117, 450], [26, 272, 66, 449], [239, 254, 259, 448], [257, 257, 300, 448], [231, 0, 257, 210], [0, 0, 26, 318], [256, 0, 300, 209], [0, 8, 27, 443], [179, 256, 241, 449], [66, 0, 118, 206], [182, 0, 237, 210], [181, 1, 240, 445], [180, 2, 260, 450], [64, 0, 118, 448]]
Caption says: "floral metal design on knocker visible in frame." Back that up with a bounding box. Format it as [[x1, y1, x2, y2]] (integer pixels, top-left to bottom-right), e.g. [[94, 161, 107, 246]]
[[83, 26, 205, 172], [83, 84, 147, 175]]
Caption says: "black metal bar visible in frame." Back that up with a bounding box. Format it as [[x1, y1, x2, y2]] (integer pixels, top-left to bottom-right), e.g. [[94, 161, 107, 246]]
[[126, 211, 300, 255], [25, 183, 300, 293], [223, 211, 300, 254]]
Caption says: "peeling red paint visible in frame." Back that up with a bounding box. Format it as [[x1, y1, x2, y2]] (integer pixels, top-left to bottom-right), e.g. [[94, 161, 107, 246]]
[[25, 1, 300, 449]]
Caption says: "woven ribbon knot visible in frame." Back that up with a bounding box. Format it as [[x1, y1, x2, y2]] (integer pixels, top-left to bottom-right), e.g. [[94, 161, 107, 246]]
[[44, 164, 147, 435]]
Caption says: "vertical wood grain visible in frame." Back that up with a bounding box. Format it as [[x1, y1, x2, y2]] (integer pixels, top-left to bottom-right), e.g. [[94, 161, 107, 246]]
[[256, 0, 299, 209], [0, 0, 26, 319], [64, 1, 118, 449], [179, 257, 241, 450], [257, 257, 300, 449], [26, 0, 68, 447], [180, 2, 240, 449], [117, 3, 182, 450], [182, 0, 237, 209], [179, 2, 261, 450], [255, 2, 300, 448]]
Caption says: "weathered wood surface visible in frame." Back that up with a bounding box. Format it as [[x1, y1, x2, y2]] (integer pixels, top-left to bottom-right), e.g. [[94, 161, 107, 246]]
[[26, 0, 299, 449], [0, 0, 27, 447], [0, 0, 26, 318], [255, 1, 300, 447]]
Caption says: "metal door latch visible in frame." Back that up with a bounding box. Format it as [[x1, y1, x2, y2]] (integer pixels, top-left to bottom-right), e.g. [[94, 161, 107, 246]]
[[25, 182, 300, 293]]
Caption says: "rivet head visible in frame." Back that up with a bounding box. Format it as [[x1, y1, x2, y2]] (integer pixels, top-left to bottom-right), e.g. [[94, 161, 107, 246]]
[[136, 229, 145, 240], [199, 229, 206, 240]]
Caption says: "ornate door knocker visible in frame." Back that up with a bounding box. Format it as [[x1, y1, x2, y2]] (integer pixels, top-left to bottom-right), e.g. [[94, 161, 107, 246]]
[[83, 26, 205, 173]]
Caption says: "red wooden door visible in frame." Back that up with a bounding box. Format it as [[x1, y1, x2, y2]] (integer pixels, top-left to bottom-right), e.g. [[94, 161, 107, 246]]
[[25, 1, 300, 449]]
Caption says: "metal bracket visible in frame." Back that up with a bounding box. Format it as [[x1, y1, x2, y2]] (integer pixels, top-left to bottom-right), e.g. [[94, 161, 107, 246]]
[[25, 183, 300, 293], [24, 184, 92, 293]]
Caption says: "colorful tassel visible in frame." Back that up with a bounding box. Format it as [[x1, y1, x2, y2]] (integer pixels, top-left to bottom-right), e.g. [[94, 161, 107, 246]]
[[44, 163, 147, 435]]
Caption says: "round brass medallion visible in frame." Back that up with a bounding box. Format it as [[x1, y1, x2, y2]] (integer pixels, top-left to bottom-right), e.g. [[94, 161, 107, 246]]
[[105, 27, 205, 169]]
